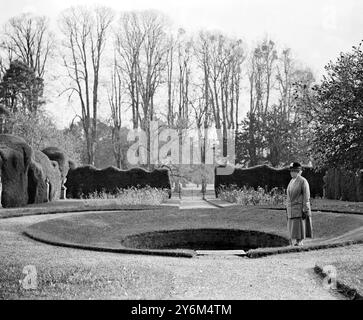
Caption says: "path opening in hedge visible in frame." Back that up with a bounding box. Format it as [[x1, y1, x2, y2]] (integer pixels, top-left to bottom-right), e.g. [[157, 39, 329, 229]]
[[23, 205, 363, 258]]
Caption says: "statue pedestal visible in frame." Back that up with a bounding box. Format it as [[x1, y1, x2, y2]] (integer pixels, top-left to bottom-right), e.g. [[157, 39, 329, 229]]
[[46, 181, 50, 202], [60, 186, 67, 200]]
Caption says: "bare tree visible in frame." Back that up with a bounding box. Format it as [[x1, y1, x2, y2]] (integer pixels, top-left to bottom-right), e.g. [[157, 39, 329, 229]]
[[190, 84, 213, 196], [164, 28, 194, 170], [245, 39, 278, 165], [248, 39, 277, 118], [165, 33, 176, 126], [137, 11, 168, 168], [193, 34, 215, 194], [175, 28, 192, 124], [267, 50, 315, 165], [115, 10, 169, 168], [240, 40, 314, 167], [115, 12, 145, 129], [1, 13, 54, 78], [107, 57, 128, 169], [59, 6, 114, 165], [195, 31, 245, 157]]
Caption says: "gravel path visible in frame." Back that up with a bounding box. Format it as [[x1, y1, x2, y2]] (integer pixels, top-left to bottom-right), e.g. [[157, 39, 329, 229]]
[[0, 211, 360, 299], [179, 198, 219, 210]]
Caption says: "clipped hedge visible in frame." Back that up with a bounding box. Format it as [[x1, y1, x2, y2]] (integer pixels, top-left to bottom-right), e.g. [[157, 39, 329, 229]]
[[28, 150, 62, 203], [0, 134, 33, 207], [65, 166, 172, 199], [42, 147, 71, 182], [324, 168, 363, 202], [0, 135, 74, 207], [215, 164, 325, 198]]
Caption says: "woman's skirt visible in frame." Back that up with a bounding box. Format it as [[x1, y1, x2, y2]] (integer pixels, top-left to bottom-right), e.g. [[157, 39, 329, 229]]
[[287, 217, 313, 240]]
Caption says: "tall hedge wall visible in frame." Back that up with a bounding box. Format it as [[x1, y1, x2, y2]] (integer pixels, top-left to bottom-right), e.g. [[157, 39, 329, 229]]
[[214, 164, 325, 198], [323, 168, 363, 202], [65, 166, 172, 199]]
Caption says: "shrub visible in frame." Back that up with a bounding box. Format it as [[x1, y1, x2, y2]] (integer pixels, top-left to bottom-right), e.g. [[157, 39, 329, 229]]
[[219, 185, 286, 206], [81, 186, 169, 206]]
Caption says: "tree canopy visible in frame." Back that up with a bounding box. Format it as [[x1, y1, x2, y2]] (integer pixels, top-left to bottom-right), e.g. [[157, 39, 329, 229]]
[[0, 60, 44, 114], [312, 43, 363, 170]]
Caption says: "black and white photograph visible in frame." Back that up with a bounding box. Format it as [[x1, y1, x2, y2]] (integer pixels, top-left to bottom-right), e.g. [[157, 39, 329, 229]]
[[0, 0, 362, 306]]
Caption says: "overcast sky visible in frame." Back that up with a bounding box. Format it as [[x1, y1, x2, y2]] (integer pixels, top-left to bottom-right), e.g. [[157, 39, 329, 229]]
[[1, 0, 362, 127]]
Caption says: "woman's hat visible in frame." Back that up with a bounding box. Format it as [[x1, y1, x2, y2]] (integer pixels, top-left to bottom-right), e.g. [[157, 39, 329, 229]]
[[289, 162, 302, 171]]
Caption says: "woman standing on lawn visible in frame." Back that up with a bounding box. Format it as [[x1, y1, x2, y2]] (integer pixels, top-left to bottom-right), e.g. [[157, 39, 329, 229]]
[[286, 162, 313, 246]]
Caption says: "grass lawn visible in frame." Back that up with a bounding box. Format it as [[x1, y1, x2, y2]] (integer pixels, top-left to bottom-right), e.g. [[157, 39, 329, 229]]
[[1, 199, 363, 300], [0, 199, 168, 219], [24, 205, 363, 256], [264, 198, 363, 215], [3, 212, 360, 300], [311, 199, 363, 214], [0, 261, 175, 300]]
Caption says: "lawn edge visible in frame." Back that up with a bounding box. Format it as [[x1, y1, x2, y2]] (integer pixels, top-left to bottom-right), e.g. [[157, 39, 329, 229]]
[[0, 205, 168, 219], [23, 229, 196, 259], [208, 200, 363, 215], [263, 207, 363, 215], [246, 240, 363, 258]]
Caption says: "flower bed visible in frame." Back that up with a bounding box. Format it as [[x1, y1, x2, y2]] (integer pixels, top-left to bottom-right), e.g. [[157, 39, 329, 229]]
[[218, 185, 286, 205], [81, 186, 169, 206]]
